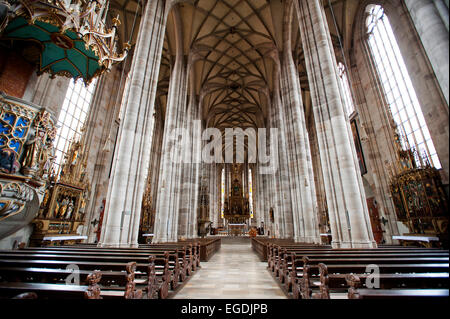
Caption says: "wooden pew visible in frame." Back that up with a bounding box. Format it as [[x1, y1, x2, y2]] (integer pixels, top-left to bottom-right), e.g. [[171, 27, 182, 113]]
[[149, 243, 199, 272], [0, 252, 169, 299], [309, 263, 448, 299], [9, 247, 186, 289], [0, 271, 103, 299], [21, 245, 191, 276], [285, 251, 449, 290], [293, 258, 449, 299], [345, 274, 449, 299], [263, 242, 448, 295], [178, 238, 222, 262], [36, 244, 197, 278], [273, 246, 448, 288]]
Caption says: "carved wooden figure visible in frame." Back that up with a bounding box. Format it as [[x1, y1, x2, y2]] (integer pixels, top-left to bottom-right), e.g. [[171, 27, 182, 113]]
[[146, 256, 157, 299], [84, 271, 102, 299], [346, 274, 361, 299]]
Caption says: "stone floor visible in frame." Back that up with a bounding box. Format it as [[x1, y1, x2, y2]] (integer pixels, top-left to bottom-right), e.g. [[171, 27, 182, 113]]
[[172, 237, 287, 299]]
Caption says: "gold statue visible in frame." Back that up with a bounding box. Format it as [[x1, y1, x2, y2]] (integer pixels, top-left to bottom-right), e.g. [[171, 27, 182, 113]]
[[21, 133, 41, 170], [57, 197, 69, 219], [42, 189, 50, 208]]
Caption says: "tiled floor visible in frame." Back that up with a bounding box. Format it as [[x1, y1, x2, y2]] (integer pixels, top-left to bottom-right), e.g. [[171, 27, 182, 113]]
[[173, 237, 287, 299]]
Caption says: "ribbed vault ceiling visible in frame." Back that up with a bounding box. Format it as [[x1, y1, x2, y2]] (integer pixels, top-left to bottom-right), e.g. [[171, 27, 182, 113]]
[[155, 0, 361, 130], [102, 0, 361, 160]]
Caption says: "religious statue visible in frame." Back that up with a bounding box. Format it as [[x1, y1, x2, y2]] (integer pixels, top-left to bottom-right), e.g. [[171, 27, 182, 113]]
[[57, 197, 69, 219], [21, 133, 41, 173], [38, 140, 55, 179], [41, 188, 50, 208], [70, 147, 78, 166], [79, 196, 86, 217], [65, 200, 74, 220], [232, 179, 240, 196], [51, 201, 59, 219]]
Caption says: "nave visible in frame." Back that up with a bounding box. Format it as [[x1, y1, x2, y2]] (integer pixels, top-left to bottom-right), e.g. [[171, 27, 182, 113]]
[[173, 238, 286, 299], [0, 0, 448, 307]]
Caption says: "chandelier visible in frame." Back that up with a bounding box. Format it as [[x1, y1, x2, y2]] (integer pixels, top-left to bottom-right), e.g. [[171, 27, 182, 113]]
[[0, 0, 129, 84]]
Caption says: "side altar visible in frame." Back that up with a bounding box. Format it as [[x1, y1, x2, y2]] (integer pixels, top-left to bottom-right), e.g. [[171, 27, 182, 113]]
[[30, 137, 90, 246], [388, 127, 448, 248]]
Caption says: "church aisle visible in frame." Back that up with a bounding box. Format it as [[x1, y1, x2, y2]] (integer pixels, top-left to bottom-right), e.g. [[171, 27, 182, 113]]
[[172, 238, 287, 299]]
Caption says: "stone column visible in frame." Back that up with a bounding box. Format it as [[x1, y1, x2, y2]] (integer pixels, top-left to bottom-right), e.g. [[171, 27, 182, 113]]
[[297, 0, 376, 248], [208, 163, 216, 224], [178, 90, 195, 239], [404, 0, 449, 105], [278, 0, 319, 243], [211, 164, 219, 227], [262, 173, 271, 236], [254, 165, 262, 228], [153, 7, 188, 243], [81, 65, 125, 242], [272, 72, 295, 240], [187, 102, 201, 238], [99, 0, 168, 247]]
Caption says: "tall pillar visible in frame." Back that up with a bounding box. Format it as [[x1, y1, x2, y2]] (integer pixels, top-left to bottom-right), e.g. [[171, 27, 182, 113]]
[[279, 0, 319, 243], [297, 0, 376, 248], [404, 0, 449, 105], [209, 163, 216, 224], [272, 73, 295, 240], [178, 96, 194, 239], [212, 164, 219, 227], [187, 102, 201, 238], [99, 0, 168, 247], [153, 8, 188, 243]]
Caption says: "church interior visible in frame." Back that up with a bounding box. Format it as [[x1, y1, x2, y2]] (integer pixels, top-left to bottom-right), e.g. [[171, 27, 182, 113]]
[[0, 0, 448, 301]]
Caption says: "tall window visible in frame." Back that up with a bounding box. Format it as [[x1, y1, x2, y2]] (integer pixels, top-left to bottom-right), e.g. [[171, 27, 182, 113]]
[[366, 4, 441, 169], [53, 78, 97, 174], [338, 62, 356, 117]]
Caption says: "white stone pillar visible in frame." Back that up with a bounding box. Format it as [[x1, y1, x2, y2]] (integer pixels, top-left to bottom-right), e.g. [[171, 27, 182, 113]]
[[99, 0, 168, 247], [187, 103, 201, 238], [272, 73, 296, 240], [278, 0, 319, 243], [153, 27, 188, 243], [404, 0, 449, 105], [297, 0, 376, 248]]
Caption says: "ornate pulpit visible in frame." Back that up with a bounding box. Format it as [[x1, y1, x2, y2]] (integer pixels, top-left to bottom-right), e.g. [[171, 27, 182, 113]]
[[0, 93, 56, 240]]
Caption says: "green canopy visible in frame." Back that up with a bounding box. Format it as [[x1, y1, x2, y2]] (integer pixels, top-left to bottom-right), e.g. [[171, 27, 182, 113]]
[[2, 16, 103, 84]]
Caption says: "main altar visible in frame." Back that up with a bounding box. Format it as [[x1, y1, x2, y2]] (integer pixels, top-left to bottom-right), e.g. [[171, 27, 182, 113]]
[[223, 164, 251, 235]]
